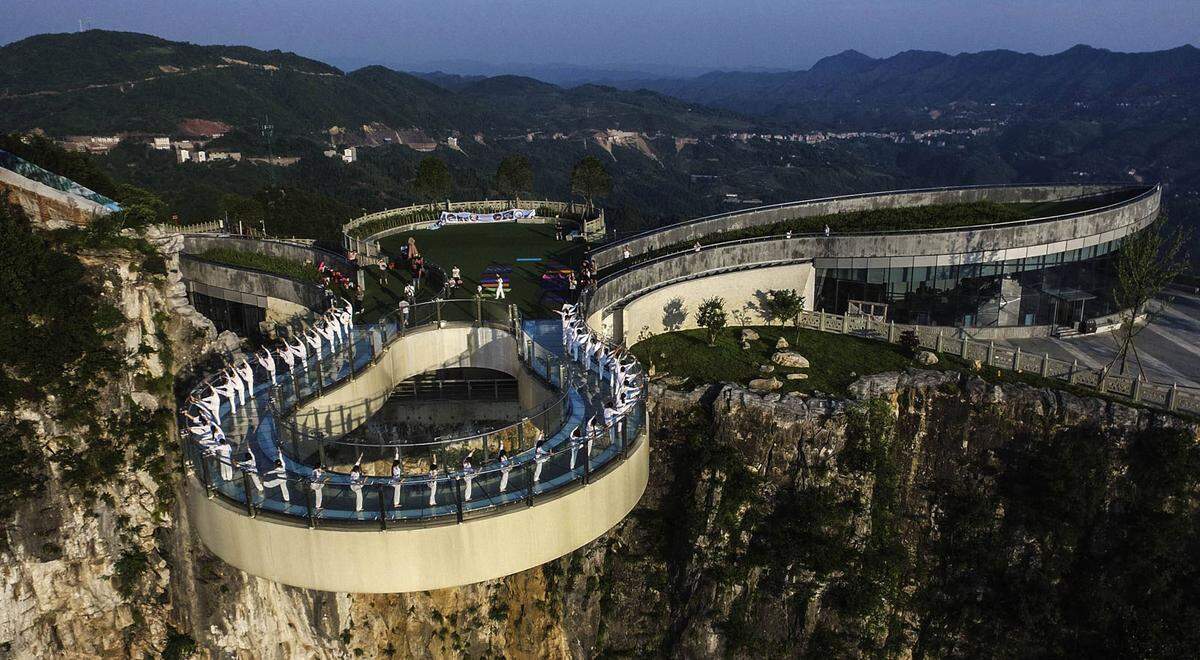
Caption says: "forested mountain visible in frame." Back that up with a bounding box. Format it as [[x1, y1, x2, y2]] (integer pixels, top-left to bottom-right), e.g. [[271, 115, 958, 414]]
[[0, 31, 745, 135], [619, 44, 1200, 125]]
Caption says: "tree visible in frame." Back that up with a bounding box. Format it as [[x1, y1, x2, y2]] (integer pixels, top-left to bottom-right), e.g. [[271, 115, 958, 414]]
[[697, 296, 727, 346], [570, 155, 611, 213], [494, 155, 533, 201], [762, 289, 806, 342], [1108, 216, 1190, 378], [412, 156, 453, 207]]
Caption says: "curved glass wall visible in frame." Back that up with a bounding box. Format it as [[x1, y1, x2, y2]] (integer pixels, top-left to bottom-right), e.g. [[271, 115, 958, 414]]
[[815, 240, 1123, 329]]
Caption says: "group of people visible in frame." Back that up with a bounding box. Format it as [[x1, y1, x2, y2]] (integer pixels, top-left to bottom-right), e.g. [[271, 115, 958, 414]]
[[557, 303, 643, 442], [315, 260, 357, 296], [182, 300, 357, 502]]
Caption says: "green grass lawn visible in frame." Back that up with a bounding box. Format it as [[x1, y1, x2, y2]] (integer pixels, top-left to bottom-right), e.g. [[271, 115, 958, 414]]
[[631, 325, 917, 397], [376, 222, 585, 319]]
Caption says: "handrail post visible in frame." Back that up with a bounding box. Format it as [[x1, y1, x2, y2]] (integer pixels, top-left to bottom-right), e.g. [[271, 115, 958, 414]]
[[583, 440, 591, 484], [241, 470, 255, 517], [304, 478, 314, 528], [1068, 359, 1078, 385], [888, 321, 896, 343], [1167, 382, 1178, 411], [453, 477, 464, 523], [986, 341, 995, 367], [935, 330, 943, 353], [476, 297, 483, 325], [1040, 353, 1050, 377], [482, 432, 489, 461], [377, 483, 387, 531], [1014, 346, 1022, 372], [518, 419, 526, 450], [841, 313, 849, 334], [819, 311, 826, 332], [1131, 377, 1142, 402], [524, 463, 534, 506], [317, 433, 327, 470], [436, 299, 443, 326], [1097, 367, 1108, 393]]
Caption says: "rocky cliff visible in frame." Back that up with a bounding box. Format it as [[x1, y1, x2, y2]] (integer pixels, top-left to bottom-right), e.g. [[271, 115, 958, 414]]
[[1, 218, 1196, 658]]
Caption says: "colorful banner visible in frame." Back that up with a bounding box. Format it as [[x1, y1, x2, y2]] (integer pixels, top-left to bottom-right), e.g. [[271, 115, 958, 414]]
[[434, 208, 536, 228]]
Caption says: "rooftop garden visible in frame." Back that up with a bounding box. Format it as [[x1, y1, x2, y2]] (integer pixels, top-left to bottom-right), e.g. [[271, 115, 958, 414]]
[[607, 188, 1141, 272]]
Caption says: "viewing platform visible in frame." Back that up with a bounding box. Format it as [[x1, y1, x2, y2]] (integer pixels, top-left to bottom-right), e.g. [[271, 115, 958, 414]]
[[182, 300, 648, 593]]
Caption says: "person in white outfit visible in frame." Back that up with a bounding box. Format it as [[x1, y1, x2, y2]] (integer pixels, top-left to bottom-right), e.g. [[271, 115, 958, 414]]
[[569, 426, 584, 471], [256, 349, 277, 385], [603, 401, 619, 446], [461, 455, 476, 501], [494, 278, 506, 300], [237, 359, 255, 401], [205, 385, 223, 419], [497, 448, 511, 492], [240, 451, 262, 492], [390, 458, 403, 507], [316, 320, 338, 354], [533, 436, 549, 483], [267, 458, 290, 503], [216, 375, 240, 414], [276, 344, 295, 373], [305, 328, 323, 361], [227, 367, 247, 405], [289, 338, 308, 371], [427, 463, 439, 506], [309, 464, 327, 509], [349, 461, 365, 512], [214, 437, 233, 481]]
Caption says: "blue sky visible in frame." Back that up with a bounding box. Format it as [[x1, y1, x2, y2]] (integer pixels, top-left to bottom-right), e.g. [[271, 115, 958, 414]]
[[3, 0, 1197, 75]]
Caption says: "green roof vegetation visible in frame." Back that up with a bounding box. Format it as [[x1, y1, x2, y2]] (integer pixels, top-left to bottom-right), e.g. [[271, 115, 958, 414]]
[[610, 191, 1139, 272], [195, 247, 322, 283]]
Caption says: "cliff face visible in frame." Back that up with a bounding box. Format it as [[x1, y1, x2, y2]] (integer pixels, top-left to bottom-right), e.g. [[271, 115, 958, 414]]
[[1, 224, 1196, 658]]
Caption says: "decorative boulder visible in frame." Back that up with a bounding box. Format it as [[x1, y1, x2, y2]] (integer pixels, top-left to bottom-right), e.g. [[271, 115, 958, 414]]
[[759, 364, 776, 373], [748, 377, 782, 392], [771, 351, 810, 369], [775, 337, 789, 349], [916, 350, 939, 366], [970, 359, 983, 371], [741, 328, 760, 342], [740, 339, 752, 350], [786, 373, 808, 380]]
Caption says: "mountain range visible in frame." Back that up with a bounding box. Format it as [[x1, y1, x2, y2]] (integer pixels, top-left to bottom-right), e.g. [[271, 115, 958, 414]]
[[614, 44, 1200, 125], [0, 31, 744, 137]]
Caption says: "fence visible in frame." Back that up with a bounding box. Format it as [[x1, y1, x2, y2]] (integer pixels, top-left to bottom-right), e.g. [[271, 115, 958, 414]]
[[794, 309, 1200, 416]]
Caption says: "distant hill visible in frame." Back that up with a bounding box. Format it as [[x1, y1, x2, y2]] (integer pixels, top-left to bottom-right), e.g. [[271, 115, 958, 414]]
[[0, 30, 746, 136], [619, 44, 1200, 124]]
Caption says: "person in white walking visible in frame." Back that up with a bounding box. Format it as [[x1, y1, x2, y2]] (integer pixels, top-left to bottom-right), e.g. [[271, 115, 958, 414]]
[[533, 436, 549, 484], [214, 437, 233, 482], [494, 278, 506, 300], [266, 457, 290, 503]]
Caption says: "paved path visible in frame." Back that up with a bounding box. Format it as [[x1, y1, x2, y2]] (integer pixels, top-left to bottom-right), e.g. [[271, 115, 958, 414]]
[[1003, 288, 1200, 387]]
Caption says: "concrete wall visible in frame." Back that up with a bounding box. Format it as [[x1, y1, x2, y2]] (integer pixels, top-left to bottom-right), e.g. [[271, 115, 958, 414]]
[[179, 255, 327, 312], [592, 184, 1155, 270], [591, 262, 815, 344], [186, 429, 649, 593], [586, 186, 1159, 338]]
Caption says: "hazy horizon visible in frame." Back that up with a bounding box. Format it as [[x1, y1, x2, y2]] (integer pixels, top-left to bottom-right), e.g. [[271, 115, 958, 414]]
[[3, 0, 1197, 77]]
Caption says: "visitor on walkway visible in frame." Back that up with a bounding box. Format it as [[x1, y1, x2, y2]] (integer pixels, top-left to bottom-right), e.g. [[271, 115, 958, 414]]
[[305, 328, 323, 361], [310, 464, 327, 509], [693, 241, 701, 253], [824, 224, 830, 237], [391, 458, 404, 507], [494, 278, 506, 300], [349, 459, 365, 512], [377, 257, 388, 285], [622, 247, 631, 261], [427, 463, 439, 507], [404, 282, 416, 303], [215, 437, 233, 481], [569, 426, 584, 470], [236, 359, 255, 402], [498, 447, 511, 492], [603, 401, 619, 445], [533, 439, 549, 483], [461, 455, 476, 501], [450, 266, 463, 288], [256, 348, 277, 385], [267, 458, 290, 503], [240, 450, 263, 492]]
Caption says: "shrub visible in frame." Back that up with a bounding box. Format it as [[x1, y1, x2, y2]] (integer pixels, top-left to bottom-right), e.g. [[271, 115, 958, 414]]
[[697, 297, 727, 346]]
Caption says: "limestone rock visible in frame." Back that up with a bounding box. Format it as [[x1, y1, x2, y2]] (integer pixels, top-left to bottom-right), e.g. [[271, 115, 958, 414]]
[[970, 359, 983, 371], [916, 350, 939, 366], [771, 351, 810, 369], [741, 328, 760, 341], [130, 391, 160, 411], [786, 373, 808, 380], [748, 377, 782, 392], [759, 364, 776, 374], [775, 337, 789, 349], [740, 339, 751, 350]]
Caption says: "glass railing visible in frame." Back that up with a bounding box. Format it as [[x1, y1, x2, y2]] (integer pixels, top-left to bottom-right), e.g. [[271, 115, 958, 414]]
[[182, 297, 647, 527]]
